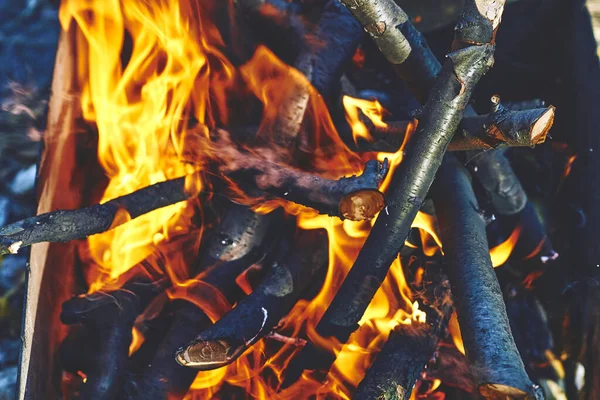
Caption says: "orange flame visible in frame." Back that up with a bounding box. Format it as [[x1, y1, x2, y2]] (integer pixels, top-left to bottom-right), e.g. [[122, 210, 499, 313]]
[[58, 0, 453, 398], [489, 225, 522, 268], [342, 95, 388, 145]]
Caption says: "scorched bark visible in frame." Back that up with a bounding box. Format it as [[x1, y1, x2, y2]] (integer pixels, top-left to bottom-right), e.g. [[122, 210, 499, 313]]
[[282, 0, 500, 383], [355, 105, 554, 153], [432, 154, 541, 399], [0, 156, 387, 255], [176, 229, 328, 370]]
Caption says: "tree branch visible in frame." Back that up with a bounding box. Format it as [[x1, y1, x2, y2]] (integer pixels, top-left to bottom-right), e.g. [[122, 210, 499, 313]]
[[282, 0, 502, 385], [432, 154, 542, 399], [0, 153, 387, 255]]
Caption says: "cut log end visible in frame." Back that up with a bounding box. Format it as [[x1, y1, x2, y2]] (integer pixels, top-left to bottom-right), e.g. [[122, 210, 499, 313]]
[[529, 106, 555, 145], [339, 189, 385, 221], [175, 339, 244, 370], [479, 382, 542, 400]]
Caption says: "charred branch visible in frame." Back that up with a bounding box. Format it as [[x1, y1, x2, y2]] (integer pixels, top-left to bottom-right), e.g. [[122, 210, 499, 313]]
[[355, 106, 554, 153], [283, 1, 500, 383], [340, 0, 529, 216], [0, 178, 191, 255], [355, 265, 453, 400], [432, 154, 541, 399], [59, 279, 167, 400], [468, 148, 528, 216], [176, 229, 328, 370], [125, 202, 283, 399], [0, 154, 386, 255], [263, 0, 362, 152]]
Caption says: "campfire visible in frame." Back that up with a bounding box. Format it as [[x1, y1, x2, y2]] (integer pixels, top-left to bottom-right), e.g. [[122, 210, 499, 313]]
[[8, 0, 600, 399]]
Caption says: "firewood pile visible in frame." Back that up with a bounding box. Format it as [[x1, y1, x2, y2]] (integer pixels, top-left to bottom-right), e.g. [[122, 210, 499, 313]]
[[5, 0, 600, 399]]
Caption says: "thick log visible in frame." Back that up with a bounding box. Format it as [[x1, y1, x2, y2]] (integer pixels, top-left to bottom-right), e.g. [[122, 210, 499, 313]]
[[176, 229, 328, 370], [432, 154, 541, 399], [282, 0, 501, 385], [355, 106, 554, 153], [59, 279, 167, 400], [354, 264, 453, 400], [0, 155, 387, 255]]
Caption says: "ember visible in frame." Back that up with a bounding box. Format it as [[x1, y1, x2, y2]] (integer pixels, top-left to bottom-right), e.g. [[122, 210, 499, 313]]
[[8, 0, 600, 399]]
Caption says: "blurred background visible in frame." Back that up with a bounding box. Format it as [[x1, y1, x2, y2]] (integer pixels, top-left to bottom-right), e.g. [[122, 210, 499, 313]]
[[0, 0, 599, 399]]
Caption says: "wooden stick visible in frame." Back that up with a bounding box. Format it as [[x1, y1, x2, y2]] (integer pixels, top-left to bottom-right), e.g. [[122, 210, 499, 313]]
[[125, 202, 283, 399], [432, 154, 542, 399], [59, 279, 167, 400], [176, 229, 328, 370], [282, 0, 503, 386], [355, 105, 554, 153], [0, 156, 386, 255], [354, 265, 453, 400]]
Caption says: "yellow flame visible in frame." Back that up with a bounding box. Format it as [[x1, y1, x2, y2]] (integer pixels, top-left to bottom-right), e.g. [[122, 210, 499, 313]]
[[489, 225, 522, 267], [342, 95, 388, 145], [59, 0, 440, 398]]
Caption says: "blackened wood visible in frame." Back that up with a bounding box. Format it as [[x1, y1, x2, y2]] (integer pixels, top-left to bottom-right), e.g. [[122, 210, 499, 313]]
[[298, 0, 363, 100], [59, 279, 167, 400], [338, 0, 439, 104], [503, 283, 555, 383], [125, 202, 282, 399], [355, 106, 554, 153], [432, 154, 541, 399], [0, 155, 387, 255], [264, 0, 362, 152], [355, 265, 453, 400], [0, 178, 191, 255], [512, 201, 557, 262], [340, 0, 528, 216], [176, 229, 328, 370], [282, 3, 499, 382], [468, 148, 527, 215], [224, 156, 388, 221]]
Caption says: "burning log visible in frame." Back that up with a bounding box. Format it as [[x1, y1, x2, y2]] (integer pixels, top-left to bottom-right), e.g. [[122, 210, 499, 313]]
[[176, 229, 328, 370], [261, 0, 362, 151], [354, 264, 453, 400], [124, 202, 284, 399], [432, 154, 542, 399], [59, 279, 167, 400], [0, 155, 387, 255], [355, 105, 554, 153], [282, 0, 503, 384]]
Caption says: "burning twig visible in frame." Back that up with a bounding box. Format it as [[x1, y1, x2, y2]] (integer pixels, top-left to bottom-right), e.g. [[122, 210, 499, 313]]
[[0, 156, 387, 255], [125, 202, 283, 399], [356, 105, 554, 153], [176, 229, 328, 370], [282, 0, 503, 385], [59, 279, 167, 400], [432, 154, 542, 399], [355, 264, 453, 400]]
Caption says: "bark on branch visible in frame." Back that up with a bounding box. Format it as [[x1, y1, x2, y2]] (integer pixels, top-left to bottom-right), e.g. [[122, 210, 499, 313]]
[[282, 0, 502, 385], [354, 265, 453, 400], [432, 154, 542, 399], [342, 0, 530, 216], [176, 229, 328, 370], [0, 153, 387, 255], [356, 105, 554, 153]]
